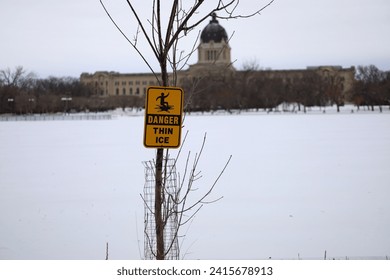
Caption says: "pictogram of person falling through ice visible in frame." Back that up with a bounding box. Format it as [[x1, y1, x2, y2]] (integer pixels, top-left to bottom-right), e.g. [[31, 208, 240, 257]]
[[155, 92, 174, 112]]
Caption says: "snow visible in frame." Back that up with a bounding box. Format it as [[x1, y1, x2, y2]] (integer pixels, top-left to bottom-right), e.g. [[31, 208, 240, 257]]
[[1, 107, 389, 260]]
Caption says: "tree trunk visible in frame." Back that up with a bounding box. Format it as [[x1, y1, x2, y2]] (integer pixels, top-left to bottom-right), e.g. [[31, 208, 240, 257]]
[[155, 59, 168, 260], [155, 148, 164, 260]]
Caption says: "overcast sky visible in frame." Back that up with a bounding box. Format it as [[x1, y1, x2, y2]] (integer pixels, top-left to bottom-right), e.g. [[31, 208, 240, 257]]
[[1, 0, 389, 78]]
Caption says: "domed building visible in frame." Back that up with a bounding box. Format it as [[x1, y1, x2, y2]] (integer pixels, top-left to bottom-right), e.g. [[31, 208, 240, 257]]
[[80, 14, 354, 106], [80, 14, 234, 96], [200, 13, 228, 43]]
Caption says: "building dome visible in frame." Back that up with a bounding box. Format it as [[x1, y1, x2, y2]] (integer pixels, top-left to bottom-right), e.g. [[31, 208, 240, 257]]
[[200, 13, 228, 43]]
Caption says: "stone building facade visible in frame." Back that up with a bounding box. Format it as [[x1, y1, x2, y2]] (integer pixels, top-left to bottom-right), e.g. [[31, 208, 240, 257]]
[[80, 71, 157, 97], [80, 14, 355, 102]]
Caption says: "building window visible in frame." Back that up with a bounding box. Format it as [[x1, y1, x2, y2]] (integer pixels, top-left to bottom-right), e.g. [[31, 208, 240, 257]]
[[142, 81, 147, 85], [129, 81, 133, 85], [136, 81, 140, 85], [116, 88, 119, 95], [143, 88, 146, 94], [122, 88, 126, 95], [136, 88, 140, 95], [207, 50, 217, 61], [130, 88, 133, 95]]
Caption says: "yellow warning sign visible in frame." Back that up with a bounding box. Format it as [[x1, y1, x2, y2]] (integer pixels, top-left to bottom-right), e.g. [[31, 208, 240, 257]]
[[144, 86, 184, 148]]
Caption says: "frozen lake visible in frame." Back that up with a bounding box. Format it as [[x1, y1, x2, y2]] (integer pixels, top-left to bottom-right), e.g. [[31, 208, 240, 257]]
[[1, 109, 389, 259]]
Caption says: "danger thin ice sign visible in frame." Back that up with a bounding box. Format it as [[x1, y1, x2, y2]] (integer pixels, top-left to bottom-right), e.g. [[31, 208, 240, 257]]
[[144, 86, 184, 148]]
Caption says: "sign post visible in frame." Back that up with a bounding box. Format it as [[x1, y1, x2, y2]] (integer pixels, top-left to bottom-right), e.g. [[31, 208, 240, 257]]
[[143, 86, 184, 259], [144, 86, 184, 148]]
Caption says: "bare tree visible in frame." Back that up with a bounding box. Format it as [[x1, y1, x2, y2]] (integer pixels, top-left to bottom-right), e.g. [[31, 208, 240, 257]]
[[100, 0, 274, 259], [0, 66, 36, 89], [291, 70, 326, 112], [323, 68, 345, 112], [0, 66, 37, 114], [0, 66, 26, 87], [354, 65, 387, 111]]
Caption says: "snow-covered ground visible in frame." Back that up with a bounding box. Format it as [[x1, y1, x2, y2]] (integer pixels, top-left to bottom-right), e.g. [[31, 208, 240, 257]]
[[1, 107, 389, 260]]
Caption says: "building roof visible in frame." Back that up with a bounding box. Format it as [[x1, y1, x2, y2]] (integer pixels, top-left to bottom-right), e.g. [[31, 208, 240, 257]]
[[200, 13, 228, 43]]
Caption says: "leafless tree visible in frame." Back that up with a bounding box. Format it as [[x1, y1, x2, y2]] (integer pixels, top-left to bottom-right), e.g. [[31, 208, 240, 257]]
[[354, 65, 388, 111], [100, 0, 274, 259], [323, 68, 345, 112], [290, 70, 326, 112], [1, 66, 26, 87], [0, 66, 36, 89], [0, 66, 37, 114]]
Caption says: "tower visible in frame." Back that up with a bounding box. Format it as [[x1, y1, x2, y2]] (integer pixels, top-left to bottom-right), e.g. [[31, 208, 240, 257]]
[[189, 13, 234, 75], [198, 13, 231, 65]]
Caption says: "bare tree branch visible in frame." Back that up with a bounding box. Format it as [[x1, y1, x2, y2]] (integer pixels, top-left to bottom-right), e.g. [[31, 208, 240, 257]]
[[219, 0, 276, 19], [99, 0, 161, 84]]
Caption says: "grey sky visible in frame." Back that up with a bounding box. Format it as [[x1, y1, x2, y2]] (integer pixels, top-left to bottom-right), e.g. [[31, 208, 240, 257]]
[[1, 0, 389, 78]]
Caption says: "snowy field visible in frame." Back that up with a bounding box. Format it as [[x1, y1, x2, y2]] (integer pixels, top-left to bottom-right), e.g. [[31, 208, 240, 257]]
[[1, 107, 389, 260]]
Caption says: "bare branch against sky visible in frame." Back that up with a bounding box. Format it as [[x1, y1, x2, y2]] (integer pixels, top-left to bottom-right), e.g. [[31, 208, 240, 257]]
[[0, 0, 389, 77]]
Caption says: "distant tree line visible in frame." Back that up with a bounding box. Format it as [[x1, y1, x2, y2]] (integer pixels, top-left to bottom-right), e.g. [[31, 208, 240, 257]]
[[1, 65, 389, 115], [0, 66, 143, 114], [182, 65, 390, 113], [352, 65, 390, 112]]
